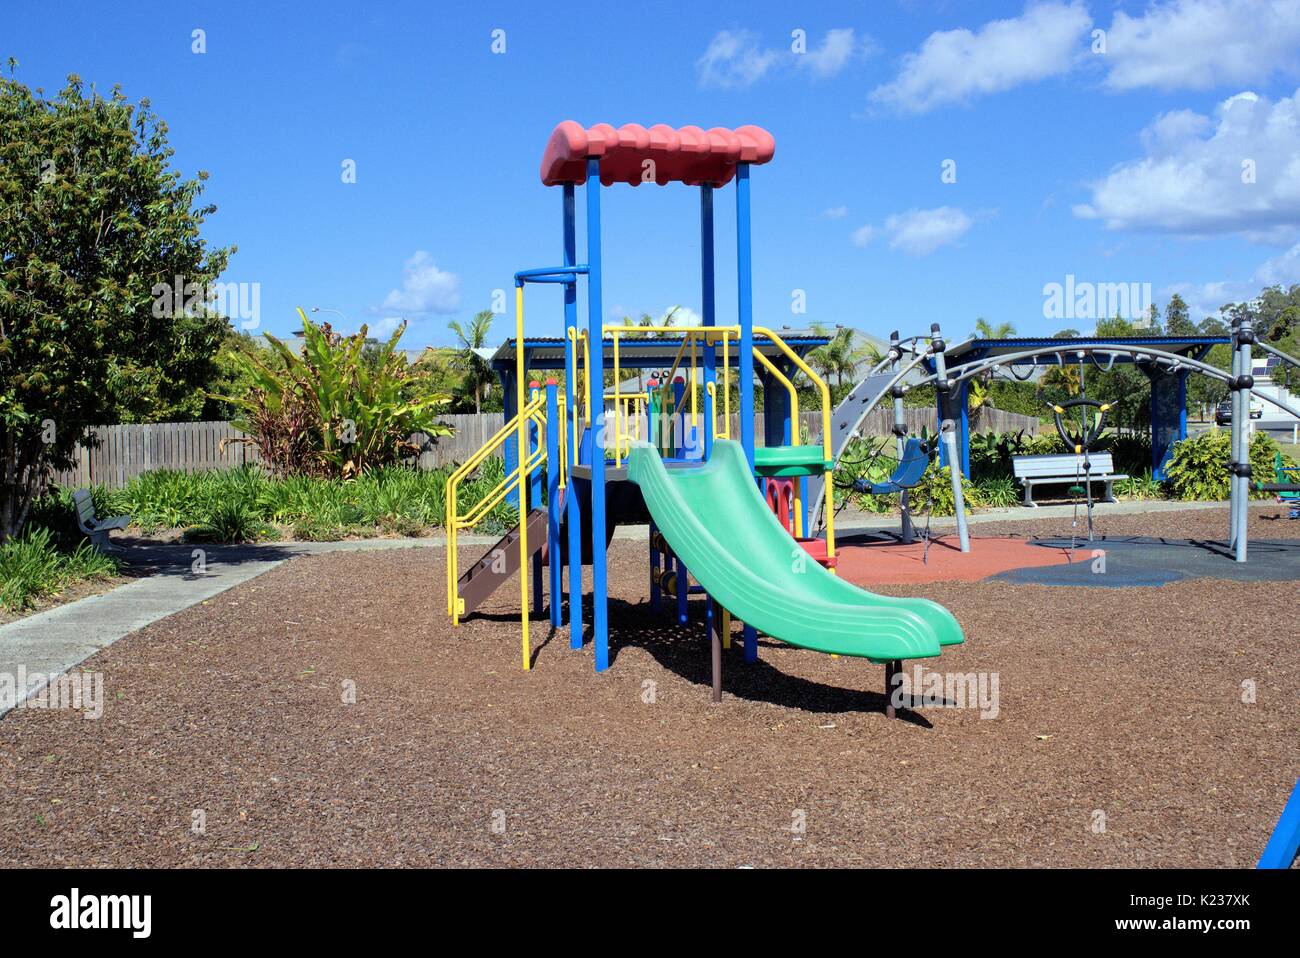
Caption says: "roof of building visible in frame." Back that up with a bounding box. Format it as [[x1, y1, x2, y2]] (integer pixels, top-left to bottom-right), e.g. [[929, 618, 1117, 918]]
[[490, 331, 828, 372], [540, 121, 776, 188]]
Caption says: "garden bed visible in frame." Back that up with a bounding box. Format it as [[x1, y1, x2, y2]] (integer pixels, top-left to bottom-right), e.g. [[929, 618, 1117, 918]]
[[0, 506, 1294, 867]]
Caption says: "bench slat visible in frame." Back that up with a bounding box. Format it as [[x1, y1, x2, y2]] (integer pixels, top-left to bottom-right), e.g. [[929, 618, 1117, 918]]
[[1013, 453, 1116, 478]]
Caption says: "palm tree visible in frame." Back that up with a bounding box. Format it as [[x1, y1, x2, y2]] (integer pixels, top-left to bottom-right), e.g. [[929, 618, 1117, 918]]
[[973, 317, 1017, 340], [620, 305, 681, 338], [808, 325, 877, 389], [447, 310, 496, 414]]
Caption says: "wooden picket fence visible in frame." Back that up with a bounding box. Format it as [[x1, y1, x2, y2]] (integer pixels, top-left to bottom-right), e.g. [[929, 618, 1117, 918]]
[[49, 407, 1038, 490]]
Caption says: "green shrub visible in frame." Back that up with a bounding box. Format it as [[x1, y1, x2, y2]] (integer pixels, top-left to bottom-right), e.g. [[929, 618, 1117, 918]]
[[971, 476, 1020, 508], [1162, 430, 1291, 501], [0, 527, 121, 611], [912, 461, 974, 517], [1098, 433, 1153, 476], [1115, 470, 1166, 500], [1026, 432, 1066, 455], [184, 502, 274, 543], [968, 430, 1031, 481]]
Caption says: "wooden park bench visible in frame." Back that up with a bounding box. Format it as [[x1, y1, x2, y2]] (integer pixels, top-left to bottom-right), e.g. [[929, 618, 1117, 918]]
[[1012, 452, 1127, 507], [72, 489, 131, 550]]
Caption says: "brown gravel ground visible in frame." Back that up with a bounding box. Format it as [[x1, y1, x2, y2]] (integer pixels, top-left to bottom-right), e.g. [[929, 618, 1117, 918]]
[[0, 504, 1295, 868]]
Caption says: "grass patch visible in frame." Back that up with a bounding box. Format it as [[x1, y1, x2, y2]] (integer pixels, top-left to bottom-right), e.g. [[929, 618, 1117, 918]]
[[0, 528, 122, 611], [75, 459, 521, 543]]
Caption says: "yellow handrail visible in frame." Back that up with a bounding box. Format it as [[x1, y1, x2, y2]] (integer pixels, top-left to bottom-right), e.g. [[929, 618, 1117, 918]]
[[753, 326, 835, 566], [445, 394, 548, 623], [752, 348, 799, 445]]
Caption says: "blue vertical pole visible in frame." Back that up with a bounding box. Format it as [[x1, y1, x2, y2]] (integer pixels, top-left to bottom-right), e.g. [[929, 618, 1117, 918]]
[[675, 552, 688, 624], [701, 185, 716, 461], [736, 162, 758, 663], [531, 383, 543, 617], [586, 159, 610, 672], [545, 381, 562, 629], [563, 184, 583, 648], [528, 376, 543, 507], [502, 367, 519, 507], [649, 520, 661, 612]]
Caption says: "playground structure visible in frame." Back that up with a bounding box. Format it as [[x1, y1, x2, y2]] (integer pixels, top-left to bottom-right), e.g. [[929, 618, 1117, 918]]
[[444, 121, 964, 708], [805, 327, 1300, 562]]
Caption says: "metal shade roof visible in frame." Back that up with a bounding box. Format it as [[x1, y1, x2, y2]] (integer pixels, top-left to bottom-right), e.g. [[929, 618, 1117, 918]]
[[489, 331, 831, 372]]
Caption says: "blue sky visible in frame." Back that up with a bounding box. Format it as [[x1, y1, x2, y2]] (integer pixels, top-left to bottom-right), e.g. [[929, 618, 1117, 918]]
[[6, 0, 1300, 347]]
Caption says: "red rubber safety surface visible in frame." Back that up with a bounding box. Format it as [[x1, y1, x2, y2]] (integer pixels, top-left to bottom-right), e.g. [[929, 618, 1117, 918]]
[[833, 536, 1075, 586]]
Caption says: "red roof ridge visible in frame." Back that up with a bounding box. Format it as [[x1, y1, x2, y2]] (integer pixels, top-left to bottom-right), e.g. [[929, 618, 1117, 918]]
[[540, 121, 775, 188]]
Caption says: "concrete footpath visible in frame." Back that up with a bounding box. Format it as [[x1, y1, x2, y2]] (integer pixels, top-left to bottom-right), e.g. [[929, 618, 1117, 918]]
[[0, 538, 446, 718]]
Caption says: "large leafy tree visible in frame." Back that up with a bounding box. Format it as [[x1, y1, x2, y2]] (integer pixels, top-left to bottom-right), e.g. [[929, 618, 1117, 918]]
[[0, 67, 232, 539], [1164, 293, 1196, 337]]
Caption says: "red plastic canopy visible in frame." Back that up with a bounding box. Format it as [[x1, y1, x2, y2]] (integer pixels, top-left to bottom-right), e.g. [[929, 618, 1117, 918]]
[[540, 121, 775, 188]]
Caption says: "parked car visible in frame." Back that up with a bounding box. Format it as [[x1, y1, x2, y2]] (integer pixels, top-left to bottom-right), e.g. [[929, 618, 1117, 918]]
[[1215, 400, 1263, 425]]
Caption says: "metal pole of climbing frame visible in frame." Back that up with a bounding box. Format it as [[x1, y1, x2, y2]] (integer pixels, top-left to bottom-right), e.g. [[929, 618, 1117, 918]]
[[701, 185, 716, 461], [736, 162, 758, 664], [546, 380, 562, 629], [515, 285, 530, 670], [931, 323, 970, 553], [563, 183, 583, 648], [586, 158, 610, 671], [1235, 315, 1253, 562], [1228, 317, 1242, 553], [891, 330, 914, 545]]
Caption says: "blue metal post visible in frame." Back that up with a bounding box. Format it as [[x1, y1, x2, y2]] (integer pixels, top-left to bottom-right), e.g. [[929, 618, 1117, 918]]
[[675, 552, 688, 624], [528, 377, 543, 508], [585, 159, 609, 672], [701, 185, 716, 460], [502, 366, 519, 507], [649, 520, 661, 612], [736, 162, 758, 663], [545, 381, 562, 629], [563, 184, 583, 648]]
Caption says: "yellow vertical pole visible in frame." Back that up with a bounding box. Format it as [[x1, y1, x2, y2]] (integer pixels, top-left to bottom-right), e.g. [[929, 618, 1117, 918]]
[[613, 333, 622, 466], [690, 334, 698, 428], [723, 332, 731, 436], [515, 286, 530, 670]]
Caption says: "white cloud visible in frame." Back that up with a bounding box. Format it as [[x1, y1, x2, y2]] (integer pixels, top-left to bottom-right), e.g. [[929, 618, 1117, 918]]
[[1073, 88, 1300, 241], [1101, 0, 1300, 92], [379, 251, 460, 315], [368, 316, 404, 339], [663, 305, 702, 326], [850, 224, 878, 247], [851, 207, 973, 255], [1169, 241, 1300, 318], [823, 206, 849, 220], [697, 30, 782, 89], [697, 28, 866, 89], [869, 2, 1091, 113], [798, 28, 859, 78]]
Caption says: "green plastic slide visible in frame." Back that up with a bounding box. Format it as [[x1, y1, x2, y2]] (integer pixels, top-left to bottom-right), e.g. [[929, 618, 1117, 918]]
[[626, 440, 964, 662]]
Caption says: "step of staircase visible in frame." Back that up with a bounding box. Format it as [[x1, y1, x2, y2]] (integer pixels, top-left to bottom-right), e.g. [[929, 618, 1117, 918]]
[[457, 508, 548, 617]]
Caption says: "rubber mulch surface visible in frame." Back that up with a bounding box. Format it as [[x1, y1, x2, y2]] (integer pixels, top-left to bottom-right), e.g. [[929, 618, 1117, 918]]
[[0, 504, 1295, 867]]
